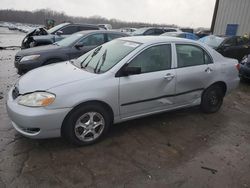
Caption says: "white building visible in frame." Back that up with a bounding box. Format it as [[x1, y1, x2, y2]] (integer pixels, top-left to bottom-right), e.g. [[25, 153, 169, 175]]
[[211, 0, 250, 36]]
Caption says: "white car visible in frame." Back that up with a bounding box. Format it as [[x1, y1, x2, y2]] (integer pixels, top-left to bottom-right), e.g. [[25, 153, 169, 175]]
[[7, 36, 239, 145]]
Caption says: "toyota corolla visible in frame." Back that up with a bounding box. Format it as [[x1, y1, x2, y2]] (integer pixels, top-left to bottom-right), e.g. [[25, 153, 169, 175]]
[[6, 36, 239, 145]]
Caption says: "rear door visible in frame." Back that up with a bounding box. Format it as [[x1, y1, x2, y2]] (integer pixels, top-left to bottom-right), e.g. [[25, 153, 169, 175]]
[[119, 44, 176, 119], [174, 44, 215, 106]]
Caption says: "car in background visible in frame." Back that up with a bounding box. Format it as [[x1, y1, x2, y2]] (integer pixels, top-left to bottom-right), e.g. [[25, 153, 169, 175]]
[[199, 35, 250, 61], [163, 27, 182, 32], [132, 27, 166, 36], [161, 32, 199, 40], [120, 28, 137, 35], [98, 24, 112, 30], [15, 30, 128, 74], [195, 30, 211, 38], [21, 23, 102, 49], [239, 54, 250, 82], [7, 36, 239, 145]]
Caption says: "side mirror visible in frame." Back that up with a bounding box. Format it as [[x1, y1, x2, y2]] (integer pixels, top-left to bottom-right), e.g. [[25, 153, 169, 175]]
[[123, 66, 141, 76], [56, 30, 63, 35], [75, 43, 84, 49]]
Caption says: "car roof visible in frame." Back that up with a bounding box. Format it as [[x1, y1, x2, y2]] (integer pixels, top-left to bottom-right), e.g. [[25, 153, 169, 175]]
[[76, 30, 129, 36], [119, 36, 200, 45]]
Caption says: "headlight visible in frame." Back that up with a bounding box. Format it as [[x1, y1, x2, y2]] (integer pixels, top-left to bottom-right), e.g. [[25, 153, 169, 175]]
[[20, 55, 40, 62], [17, 92, 55, 107]]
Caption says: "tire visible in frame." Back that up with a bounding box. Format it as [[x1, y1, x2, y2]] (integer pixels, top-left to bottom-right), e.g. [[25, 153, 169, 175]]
[[62, 104, 112, 146], [200, 85, 224, 113]]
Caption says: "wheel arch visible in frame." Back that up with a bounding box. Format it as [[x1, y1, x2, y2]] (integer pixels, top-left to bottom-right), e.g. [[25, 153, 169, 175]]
[[206, 81, 227, 96], [61, 100, 114, 134]]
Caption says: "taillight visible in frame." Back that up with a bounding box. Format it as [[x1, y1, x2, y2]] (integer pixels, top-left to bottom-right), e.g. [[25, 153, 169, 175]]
[[236, 63, 240, 71]]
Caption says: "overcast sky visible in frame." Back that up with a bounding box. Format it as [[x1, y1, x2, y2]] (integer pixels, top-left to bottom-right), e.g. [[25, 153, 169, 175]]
[[1, 0, 216, 28]]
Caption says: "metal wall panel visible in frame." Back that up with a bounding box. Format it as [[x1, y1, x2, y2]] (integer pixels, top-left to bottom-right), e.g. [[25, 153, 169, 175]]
[[213, 0, 250, 36]]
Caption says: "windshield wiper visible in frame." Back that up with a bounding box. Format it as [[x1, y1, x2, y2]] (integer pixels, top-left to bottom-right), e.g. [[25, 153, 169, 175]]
[[95, 50, 107, 73], [80, 46, 102, 69]]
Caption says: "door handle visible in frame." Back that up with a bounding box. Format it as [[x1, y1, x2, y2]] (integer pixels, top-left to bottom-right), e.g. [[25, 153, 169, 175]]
[[205, 67, 213, 73], [164, 73, 175, 80]]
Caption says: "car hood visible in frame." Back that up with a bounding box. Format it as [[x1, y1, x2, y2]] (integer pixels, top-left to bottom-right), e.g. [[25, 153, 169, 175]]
[[17, 61, 96, 94], [16, 44, 64, 56]]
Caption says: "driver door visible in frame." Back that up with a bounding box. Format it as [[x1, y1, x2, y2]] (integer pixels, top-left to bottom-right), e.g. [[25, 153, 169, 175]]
[[119, 44, 176, 119]]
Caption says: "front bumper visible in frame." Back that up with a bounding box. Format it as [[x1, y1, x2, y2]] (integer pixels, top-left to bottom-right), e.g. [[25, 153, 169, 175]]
[[6, 88, 72, 139]]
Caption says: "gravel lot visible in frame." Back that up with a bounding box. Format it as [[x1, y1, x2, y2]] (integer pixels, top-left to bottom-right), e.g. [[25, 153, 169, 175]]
[[0, 27, 250, 188]]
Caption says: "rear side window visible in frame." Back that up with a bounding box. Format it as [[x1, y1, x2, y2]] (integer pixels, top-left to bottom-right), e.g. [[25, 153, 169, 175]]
[[128, 44, 172, 73], [61, 26, 78, 35], [107, 33, 124, 41], [78, 26, 98, 31], [176, 44, 212, 68]]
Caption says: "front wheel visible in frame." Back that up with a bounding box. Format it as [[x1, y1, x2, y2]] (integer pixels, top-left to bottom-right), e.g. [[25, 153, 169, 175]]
[[200, 85, 224, 113], [62, 104, 112, 146]]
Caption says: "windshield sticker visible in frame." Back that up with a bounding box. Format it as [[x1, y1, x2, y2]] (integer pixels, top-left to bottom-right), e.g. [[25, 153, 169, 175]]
[[123, 42, 139, 48]]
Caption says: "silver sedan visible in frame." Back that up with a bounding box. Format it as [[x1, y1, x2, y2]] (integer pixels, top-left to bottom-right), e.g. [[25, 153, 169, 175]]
[[6, 36, 239, 145]]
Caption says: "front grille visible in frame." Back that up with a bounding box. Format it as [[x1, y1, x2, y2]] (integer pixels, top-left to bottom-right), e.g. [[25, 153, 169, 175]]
[[15, 56, 21, 63], [12, 86, 19, 99]]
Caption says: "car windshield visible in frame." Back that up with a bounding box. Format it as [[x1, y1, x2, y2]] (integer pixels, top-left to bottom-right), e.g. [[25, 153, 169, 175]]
[[56, 33, 83, 47], [199, 36, 225, 49], [74, 39, 141, 74], [47, 23, 69, 34]]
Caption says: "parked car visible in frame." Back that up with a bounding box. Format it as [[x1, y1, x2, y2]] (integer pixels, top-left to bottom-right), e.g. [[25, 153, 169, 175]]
[[132, 27, 166, 36], [161, 32, 199, 40], [163, 27, 182, 32], [199, 35, 250, 61], [21, 23, 102, 49], [239, 54, 250, 81], [120, 28, 137, 35], [195, 30, 211, 38], [15, 30, 128, 74], [98, 24, 112, 30], [7, 36, 239, 145]]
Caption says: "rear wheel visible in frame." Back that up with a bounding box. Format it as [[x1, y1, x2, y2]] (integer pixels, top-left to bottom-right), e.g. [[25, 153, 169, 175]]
[[201, 85, 224, 113], [62, 104, 112, 146]]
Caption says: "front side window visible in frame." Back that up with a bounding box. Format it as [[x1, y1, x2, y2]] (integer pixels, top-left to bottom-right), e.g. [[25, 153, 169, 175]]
[[127, 44, 172, 73], [56, 33, 83, 47], [144, 29, 155, 35], [79, 34, 105, 46], [176, 44, 212, 68], [224, 37, 237, 46], [61, 26, 78, 35], [155, 29, 164, 35]]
